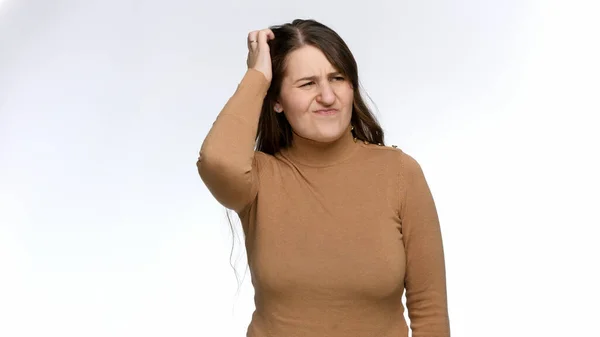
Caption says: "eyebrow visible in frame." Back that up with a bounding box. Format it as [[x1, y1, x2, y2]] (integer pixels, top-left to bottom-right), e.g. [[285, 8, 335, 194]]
[[293, 72, 343, 84]]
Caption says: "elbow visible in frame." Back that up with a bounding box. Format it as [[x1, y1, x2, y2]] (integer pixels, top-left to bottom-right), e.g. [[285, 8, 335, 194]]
[[196, 148, 254, 211], [196, 148, 227, 181], [197, 145, 252, 181]]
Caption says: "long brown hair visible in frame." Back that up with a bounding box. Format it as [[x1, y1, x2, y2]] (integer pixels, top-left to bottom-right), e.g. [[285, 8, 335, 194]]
[[228, 18, 385, 291], [256, 19, 384, 154]]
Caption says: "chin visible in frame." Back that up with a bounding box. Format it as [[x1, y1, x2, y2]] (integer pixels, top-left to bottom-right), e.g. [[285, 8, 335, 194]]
[[294, 116, 351, 143], [310, 129, 347, 143]]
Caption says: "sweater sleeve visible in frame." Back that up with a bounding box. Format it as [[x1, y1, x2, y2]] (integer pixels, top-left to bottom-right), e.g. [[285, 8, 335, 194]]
[[398, 152, 451, 337], [196, 69, 270, 212]]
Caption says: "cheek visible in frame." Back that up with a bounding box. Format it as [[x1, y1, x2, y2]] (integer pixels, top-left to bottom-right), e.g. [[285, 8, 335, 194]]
[[339, 86, 355, 108], [282, 93, 313, 117]]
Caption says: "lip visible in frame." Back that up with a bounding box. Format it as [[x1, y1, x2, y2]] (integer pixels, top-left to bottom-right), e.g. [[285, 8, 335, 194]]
[[313, 109, 338, 115]]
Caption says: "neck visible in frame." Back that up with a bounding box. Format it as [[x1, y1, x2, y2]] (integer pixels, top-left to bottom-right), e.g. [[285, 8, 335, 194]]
[[282, 126, 358, 167]]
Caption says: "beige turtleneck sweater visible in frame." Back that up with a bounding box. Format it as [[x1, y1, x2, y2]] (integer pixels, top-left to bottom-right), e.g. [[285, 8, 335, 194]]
[[197, 69, 450, 337]]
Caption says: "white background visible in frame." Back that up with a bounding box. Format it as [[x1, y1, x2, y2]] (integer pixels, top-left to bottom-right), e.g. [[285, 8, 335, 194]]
[[1, 0, 599, 336]]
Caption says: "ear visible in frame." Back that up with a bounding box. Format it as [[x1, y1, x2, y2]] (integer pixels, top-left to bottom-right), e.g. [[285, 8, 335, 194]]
[[274, 102, 283, 113]]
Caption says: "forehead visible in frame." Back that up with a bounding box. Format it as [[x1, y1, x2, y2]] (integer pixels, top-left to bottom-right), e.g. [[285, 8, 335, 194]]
[[284, 45, 338, 77]]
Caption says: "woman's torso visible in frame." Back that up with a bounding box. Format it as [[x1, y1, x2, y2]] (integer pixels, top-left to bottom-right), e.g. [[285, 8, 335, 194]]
[[239, 144, 411, 337]]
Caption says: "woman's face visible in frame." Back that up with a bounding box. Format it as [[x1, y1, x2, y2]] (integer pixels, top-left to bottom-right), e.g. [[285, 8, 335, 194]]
[[275, 45, 354, 143]]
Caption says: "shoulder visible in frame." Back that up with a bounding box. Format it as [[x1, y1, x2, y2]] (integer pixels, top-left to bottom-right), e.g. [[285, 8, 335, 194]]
[[253, 150, 277, 167], [253, 150, 285, 174], [358, 142, 424, 178], [357, 141, 414, 164]]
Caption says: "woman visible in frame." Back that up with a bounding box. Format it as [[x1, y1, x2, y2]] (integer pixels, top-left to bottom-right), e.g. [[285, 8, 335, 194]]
[[197, 19, 450, 337]]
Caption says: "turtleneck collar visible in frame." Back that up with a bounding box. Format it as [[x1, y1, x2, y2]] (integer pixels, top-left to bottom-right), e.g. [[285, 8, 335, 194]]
[[279, 125, 359, 167]]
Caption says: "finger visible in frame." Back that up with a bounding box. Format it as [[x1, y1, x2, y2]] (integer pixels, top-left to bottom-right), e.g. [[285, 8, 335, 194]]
[[257, 29, 268, 46], [247, 31, 259, 49], [260, 28, 275, 41], [248, 40, 258, 51], [247, 30, 259, 42], [265, 29, 275, 40]]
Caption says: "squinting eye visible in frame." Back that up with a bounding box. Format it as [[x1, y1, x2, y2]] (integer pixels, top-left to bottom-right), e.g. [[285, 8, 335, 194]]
[[332, 76, 345, 81], [301, 82, 314, 87]]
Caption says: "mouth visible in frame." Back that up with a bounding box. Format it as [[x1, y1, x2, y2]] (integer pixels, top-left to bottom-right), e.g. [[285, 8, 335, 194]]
[[313, 109, 338, 116]]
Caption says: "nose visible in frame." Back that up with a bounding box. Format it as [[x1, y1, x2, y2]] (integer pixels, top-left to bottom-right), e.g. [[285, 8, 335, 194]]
[[316, 82, 336, 106]]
